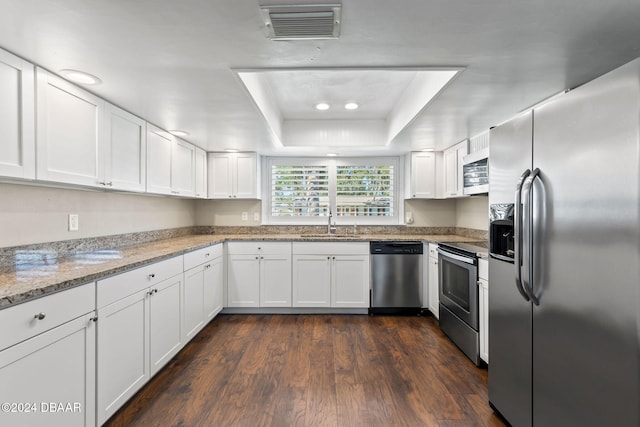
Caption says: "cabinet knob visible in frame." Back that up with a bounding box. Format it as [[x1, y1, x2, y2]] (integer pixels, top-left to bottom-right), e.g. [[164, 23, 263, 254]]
[[148, 273, 155, 279], [205, 253, 210, 257], [107, 181, 113, 187], [34, 312, 46, 320], [256, 256, 259, 260], [327, 256, 330, 260], [205, 264, 211, 269], [90, 316, 98, 322], [233, 195, 237, 198], [228, 195, 233, 198]]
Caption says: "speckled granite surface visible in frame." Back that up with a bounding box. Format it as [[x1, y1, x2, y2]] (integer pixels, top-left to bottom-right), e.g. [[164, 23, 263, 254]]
[[0, 226, 487, 309]]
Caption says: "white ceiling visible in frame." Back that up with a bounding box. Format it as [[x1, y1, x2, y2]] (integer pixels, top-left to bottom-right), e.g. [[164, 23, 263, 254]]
[[2, 0, 640, 155]]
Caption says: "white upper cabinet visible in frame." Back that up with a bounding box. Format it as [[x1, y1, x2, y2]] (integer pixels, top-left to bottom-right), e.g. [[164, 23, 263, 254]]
[[0, 50, 35, 180], [408, 152, 436, 198], [146, 124, 173, 195], [443, 140, 468, 198], [36, 67, 105, 187], [146, 124, 197, 197], [208, 152, 259, 199], [104, 104, 146, 192], [171, 138, 195, 197], [194, 147, 207, 199]]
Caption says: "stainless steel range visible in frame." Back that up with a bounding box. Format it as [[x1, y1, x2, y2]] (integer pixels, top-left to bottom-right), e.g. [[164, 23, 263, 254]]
[[437, 241, 486, 365]]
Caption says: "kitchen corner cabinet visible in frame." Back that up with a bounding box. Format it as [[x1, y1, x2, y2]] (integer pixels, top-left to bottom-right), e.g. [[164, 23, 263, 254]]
[[443, 140, 468, 198], [0, 49, 35, 180], [427, 243, 439, 318], [183, 244, 224, 341], [208, 152, 259, 199], [96, 256, 183, 425], [292, 242, 370, 308], [478, 258, 489, 363], [171, 138, 195, 197], [104, 104, 147, 192], [36, 67, 105, 187], [227, 242, 292, 307], [408, 152, 436, 198], [194, 147, 208, 198], [0, 283, 96, 427]]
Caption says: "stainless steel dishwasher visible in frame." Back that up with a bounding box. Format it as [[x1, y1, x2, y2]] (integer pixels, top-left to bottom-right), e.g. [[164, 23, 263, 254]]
[[370, 241, 423, 315]]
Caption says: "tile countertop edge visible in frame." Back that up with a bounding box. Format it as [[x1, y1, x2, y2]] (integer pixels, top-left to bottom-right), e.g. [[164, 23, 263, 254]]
[[0, 233, 486, 310]]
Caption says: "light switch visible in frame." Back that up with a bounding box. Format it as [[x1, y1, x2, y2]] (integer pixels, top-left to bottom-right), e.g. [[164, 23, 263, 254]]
[[241, 212, 248, 221], [253, 212, 260, 221], [69, 214, 79, 231]]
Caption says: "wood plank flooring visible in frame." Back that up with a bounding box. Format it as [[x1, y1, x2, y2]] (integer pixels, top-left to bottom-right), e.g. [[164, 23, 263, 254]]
[[105, 314, 506, 427]]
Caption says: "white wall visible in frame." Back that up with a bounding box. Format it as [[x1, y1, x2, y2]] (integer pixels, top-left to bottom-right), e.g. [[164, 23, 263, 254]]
[[195, 199, 262, 227], [455, 196, 489, 230], [0, 183, 196, 247], [404, 199, 457, 227]]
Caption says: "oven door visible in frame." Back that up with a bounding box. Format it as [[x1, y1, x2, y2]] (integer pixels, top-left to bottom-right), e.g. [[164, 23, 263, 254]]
[[437, 248, 479, 330]]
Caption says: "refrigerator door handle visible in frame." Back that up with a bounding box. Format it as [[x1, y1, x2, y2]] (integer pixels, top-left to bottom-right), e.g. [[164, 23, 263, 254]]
[[514, 169, 531, 302], [522, 168, 541, 305]]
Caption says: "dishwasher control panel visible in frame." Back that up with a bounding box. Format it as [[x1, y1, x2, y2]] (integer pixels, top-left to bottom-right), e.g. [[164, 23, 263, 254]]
[[370, 241, 423, 254]]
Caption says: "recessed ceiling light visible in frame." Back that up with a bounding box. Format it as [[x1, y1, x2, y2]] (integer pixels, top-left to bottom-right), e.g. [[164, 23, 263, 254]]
[[344, 102, 359, 110], [169, 130, 189, 137], [421, 148, 435, 152], [315, 103, 330, 111], [225, 148, 239, 153], [59, 69, 102, 85], [327, 153, 338, 157]]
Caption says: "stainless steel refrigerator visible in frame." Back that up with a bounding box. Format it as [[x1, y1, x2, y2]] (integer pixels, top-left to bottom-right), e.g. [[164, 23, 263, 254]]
[[488, 58, 640, 426]]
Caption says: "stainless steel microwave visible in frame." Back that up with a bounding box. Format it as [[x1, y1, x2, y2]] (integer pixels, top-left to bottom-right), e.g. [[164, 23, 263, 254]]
[[462, 148, 489, 195]]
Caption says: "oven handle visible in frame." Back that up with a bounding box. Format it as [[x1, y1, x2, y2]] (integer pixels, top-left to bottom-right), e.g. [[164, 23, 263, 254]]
[[514, 169, 531, 302], [436, 248, 475, 265], [521, 169, 540, 305]]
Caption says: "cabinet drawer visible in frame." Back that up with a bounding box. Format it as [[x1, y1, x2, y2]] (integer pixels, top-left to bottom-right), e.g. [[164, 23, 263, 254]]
[[0, 283, 95, 351], [184, 244, 223, 271], [478, 258, 489, 280], [97, 255, 183, 308], [227, 241, 291, 255], [292, 242, 369, 255]]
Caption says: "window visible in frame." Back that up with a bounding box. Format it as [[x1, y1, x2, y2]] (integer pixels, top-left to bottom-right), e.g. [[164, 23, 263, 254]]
[[266, 157, 400, 225]]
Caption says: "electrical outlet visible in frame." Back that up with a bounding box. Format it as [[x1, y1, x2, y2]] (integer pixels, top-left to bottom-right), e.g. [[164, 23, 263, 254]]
[[68, 214, 79, 232], [241, 212, 248, 221], [253, 212, 260, 221]]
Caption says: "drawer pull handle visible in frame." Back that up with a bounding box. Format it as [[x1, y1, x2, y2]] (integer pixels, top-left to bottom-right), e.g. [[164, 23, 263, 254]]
[[34, 313, 46, 320]]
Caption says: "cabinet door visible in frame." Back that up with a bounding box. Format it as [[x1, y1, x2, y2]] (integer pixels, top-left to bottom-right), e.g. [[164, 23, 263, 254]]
[[428, 257, 439, 318], [292, 255, 331, 307], [97, 288, 149, 425], [150, 275, 183, 375], [146, 124, 173, 195], [410, 152, 436, 198], [36, 68, 104, 187], [183, 265, 205, 341], [104, 104, 146, 192], [443, 148, 458, 197], [204, 256, 224, 320], [234, 152, 257, 198], [0, 50, 35, 180], [260, 253, 292, 307], [207, 153, 233, 198], [332, 255, 370, 308], [194, 147, 207, 198], [171, 138, 195, 197], [227, 254, 260, 307], [455, 144, 468, 196], [479, 278, 489, 363], [0, 313, 95, 427]]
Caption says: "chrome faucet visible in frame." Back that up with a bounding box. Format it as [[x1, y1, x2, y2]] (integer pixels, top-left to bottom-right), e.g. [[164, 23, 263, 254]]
[[328, 209, 336, 234]]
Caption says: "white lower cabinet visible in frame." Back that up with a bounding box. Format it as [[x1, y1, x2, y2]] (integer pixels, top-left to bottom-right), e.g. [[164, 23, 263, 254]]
[[427, 243, 439, 319], [0, 283, 96, 427], [226, 242, 292, 308], [292, 242, 370, 308], [183, 244, 224, 340], [478, 258, 489, 363], [96, 256, 183, 426]]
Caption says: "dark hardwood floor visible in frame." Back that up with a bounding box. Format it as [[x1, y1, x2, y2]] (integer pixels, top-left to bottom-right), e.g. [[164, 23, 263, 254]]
[[105, 314, 506, 427]]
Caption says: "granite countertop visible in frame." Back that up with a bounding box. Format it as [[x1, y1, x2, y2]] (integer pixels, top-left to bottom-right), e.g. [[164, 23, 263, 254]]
[[0, 233, 485, 310]]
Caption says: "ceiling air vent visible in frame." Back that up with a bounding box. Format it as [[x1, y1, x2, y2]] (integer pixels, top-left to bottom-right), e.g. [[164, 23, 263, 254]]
[[260, 4, 341, 40]]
